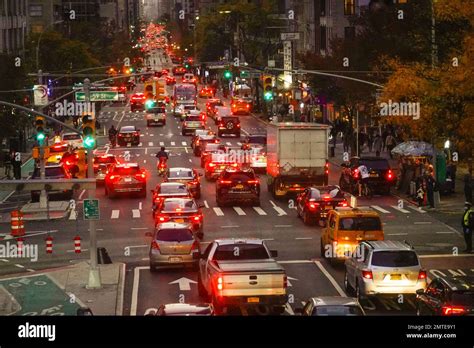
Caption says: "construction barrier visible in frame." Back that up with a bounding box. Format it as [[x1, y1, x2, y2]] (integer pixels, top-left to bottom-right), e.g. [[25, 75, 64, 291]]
[[45, 236, 53, 254], [11, 210, 25, 237], [74, 236, 81, 254]]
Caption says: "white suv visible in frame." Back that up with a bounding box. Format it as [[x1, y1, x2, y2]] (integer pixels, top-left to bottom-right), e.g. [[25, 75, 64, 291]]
[[344, 241, 427, 300]]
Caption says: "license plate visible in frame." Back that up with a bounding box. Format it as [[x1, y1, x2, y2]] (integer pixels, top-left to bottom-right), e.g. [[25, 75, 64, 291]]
[[127, 143, 131, 147], [170, 257, 182, 263], [370, 173, 379, 177], [247, 297, 260, 303], [235, 184, 244, 189], [174, 218, 184, 223], [124, 178, 132, 182], [390, 274, 401, 280]]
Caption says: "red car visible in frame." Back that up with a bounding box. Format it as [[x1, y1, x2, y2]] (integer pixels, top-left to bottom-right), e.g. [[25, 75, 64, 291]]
[[154, 197, 204, 237], [131, 93, 146, 112], [104, 163, 147, 198], [151, 182, 192, 217], [93, 153, 119, 183], [165, 76, 176, 85], [172, 66, 186, 75], [199, 86, 214, 98]]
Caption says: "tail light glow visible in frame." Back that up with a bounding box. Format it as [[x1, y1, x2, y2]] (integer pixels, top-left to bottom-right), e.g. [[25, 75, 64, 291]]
[[217, 277, 223, 290], [442, 306, 465, 316], [283, 275, 288, 288], [151, 240, 160, 250], [219, 180, 232, 184], [418, 270, 427, 280], [247, 180, 259, 184], [362, 270, 373, 280]]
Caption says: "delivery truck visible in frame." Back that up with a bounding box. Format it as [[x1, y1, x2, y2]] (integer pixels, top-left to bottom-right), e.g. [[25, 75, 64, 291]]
[[266, 122, 330, 199]]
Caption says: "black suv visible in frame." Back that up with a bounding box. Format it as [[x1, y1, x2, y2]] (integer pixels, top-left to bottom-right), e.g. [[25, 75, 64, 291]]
[[217, 115, 241, 137], [416, 276, 474, 316], [216, 168, 260, 206], [340, 156, 395, 195]]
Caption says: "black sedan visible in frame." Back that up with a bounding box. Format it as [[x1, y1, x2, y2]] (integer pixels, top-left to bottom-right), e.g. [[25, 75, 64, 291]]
[[165, 167, 202, 199], [296, 186, 348, 225], [117, 125, 140, 146]]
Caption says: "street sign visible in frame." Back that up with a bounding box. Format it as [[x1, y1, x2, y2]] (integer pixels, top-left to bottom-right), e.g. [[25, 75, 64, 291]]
[[33, 85, 48, 106], [75, 91, 118, 102], [268, 60, 276, 68], [281, 32, 300, 41], [83, 199, 100, 220]]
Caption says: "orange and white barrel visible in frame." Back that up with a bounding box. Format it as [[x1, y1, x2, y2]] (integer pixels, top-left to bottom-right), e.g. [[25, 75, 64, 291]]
[[45, 236, 53, 254], [74, 236, 81, 254], [11, 210, 25, 237]]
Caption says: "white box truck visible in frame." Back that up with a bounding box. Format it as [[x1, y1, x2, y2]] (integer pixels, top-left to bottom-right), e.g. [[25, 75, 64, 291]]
[[266, 122, 330, 198]]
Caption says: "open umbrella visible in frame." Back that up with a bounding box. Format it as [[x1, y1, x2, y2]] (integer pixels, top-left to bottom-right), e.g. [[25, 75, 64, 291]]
[[391, 141, 435, 157]]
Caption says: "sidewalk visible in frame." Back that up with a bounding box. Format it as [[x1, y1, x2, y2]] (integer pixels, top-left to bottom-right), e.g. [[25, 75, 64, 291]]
[[0, 261, 125, 316], [0, 155, 35, 203]]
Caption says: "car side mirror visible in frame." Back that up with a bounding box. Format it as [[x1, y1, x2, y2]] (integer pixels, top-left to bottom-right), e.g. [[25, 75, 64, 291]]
[[270, 250, 278, 258], [416, 289, 425, 295], [294, 308, 303, 315], [145, 232, 153, 237]]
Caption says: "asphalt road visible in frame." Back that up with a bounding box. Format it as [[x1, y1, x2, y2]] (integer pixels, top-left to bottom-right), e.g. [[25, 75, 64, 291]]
[[1, 48, 473, 316]]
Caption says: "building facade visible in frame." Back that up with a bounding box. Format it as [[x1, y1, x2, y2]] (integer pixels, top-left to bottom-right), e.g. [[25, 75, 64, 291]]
[[28, 0, 63, 34], [0, 0, 28, 55]]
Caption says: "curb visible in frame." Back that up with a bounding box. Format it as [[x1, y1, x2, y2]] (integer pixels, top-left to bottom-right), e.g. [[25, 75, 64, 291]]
[[116, 263, 126, 316]]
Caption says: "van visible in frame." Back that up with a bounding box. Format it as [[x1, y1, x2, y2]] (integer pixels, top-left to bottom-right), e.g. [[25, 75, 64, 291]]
[[320, 207, 384, 261]]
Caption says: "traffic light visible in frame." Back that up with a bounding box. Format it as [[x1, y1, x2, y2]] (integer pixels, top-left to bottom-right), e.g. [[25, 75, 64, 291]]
[[155, 81, 165, 96], [224, 70, 232, 80], [145, 99, 156, 109], [144, 81, 154, 99], [35, 116, 46, 142], [263, 75, 273, 101], [81, 113, 95, 149]]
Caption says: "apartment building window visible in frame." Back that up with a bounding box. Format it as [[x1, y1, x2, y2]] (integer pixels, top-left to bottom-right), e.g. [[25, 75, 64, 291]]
[[29, 4, 43, 17], [344, 26, 356, 40], [320, 26, 327, 51], [320, 0, 326, 16], [344, 0, 355, 15]]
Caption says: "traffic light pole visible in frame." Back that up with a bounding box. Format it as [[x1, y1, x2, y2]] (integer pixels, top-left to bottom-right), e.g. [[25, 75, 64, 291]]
[[37, 70, 48, 211], [83, 78, 102, 289]]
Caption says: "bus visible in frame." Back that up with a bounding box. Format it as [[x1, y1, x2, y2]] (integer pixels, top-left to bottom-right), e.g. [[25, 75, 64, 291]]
[[173, 83, 197, 113]]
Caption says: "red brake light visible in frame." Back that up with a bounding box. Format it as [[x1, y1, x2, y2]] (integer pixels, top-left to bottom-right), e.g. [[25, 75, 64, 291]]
[[353, 169, 359, 178], [387, 169, 393, 180], [219, 180, 232, 184], [283, 275, 288, 288], [217, 276, 223, 290], [362, 270, 373, 280], [193, 215, 201, 222], [237, 124, 240, 128], [308, 202, 320, 210], [247, 180, 259, 184], [323, 195, 331, 200], [151, 240, 160, 250], [338, 200, 348, 207], [208, 163, 216, 167], [157, 216, 169, 222], [442, 306, 465, 316], [418, 270, 427, 280]]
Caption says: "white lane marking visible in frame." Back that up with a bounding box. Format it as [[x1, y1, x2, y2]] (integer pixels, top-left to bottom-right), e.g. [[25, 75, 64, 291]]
[[148, 142, 153, 147], [370, 205, 390, 214], [221, 225, 239, 228], [69, 210, 77, 220], [171, 142, 176, 146], [386, 233, 408, 236], [131, 266, 149, 316], [295, 237, 313, 240], [275, 225, 292, 228], [237, 142, 242, 146], [111, 210, 120, 219], [126, 244, 148, 248], [14, 264, 25, 268], [314, 260, 347, 297], [233, 207, 246, 216], [139, 202, 142, 210], [181, 141, 187, 146], [408, 205, 427, 213], [27, 269, 35, 272], [145, 148, 148, 155], [213, 207, 224, 216], [132, 209, 140, 218], [131, 228, 148, 231], [414, 221, 432, 225], [139, 143, 143, 147], [149, 134, 154, 137], [79, 189, 86, 200], [0, 259, 9, 262], [285, 303, 295, 316], [391, 205, 410, 213], [272, 206, 287, 216], [262, 238, 274, 241], [160, 142, 164, 146], [253, 207, 267, 215], [204, 200, 209, 208], [436, 231, 455, 234], [189, 159, 192, 162], [226, 142, 232, 146], [184, 146, 188, 154]]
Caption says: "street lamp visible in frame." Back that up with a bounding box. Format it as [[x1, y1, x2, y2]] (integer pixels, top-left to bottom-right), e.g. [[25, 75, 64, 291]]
[[36, 20, 64, 71]]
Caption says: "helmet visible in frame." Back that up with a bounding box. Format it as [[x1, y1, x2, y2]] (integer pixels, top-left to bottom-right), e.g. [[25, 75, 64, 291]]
[[161, 146, 165, 151]]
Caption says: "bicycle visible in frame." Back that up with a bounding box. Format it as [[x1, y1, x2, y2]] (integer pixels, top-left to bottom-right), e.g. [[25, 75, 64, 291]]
[[359, 179, 373, 199]]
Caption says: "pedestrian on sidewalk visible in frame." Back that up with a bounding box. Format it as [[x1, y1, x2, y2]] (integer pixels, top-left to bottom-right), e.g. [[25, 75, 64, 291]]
[[425, 171, 436, 209], [385, 133, 396, 159], [464, 170, 473, 204], [461, 202, 473, 253], [343, 130, 351, 153], [11, 150, 21, 180], [373, 134, 383, 157]]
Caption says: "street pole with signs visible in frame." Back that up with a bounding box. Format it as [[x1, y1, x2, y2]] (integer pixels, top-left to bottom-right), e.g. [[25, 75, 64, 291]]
[[83, 78, 101, 289]]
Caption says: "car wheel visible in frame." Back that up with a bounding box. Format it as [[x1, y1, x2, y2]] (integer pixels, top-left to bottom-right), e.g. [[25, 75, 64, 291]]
[[344, 269, 354, 295], [197, 274, 208, 299], [146, 121, 150, 127], [355, 280, 364, 301], [149, 264, 158, 272], [216, 196, 224, 207], [181, 130, 185, 136], [253, 198, 260, 206]]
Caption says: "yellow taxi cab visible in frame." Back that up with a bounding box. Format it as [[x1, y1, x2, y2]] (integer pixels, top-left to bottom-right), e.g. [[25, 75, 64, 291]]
[[46, 142, 69, 164], [320, 207, 384, 261], [231, 98, 251, 115]]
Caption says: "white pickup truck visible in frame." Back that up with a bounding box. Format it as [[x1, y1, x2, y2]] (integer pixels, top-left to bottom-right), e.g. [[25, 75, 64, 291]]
[[196, 239, 288, 314]]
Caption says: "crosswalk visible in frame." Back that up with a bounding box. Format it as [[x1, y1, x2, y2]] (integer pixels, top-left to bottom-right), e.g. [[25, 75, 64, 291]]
[[69, 202, 429, 221], [103, 140, 243, 148]]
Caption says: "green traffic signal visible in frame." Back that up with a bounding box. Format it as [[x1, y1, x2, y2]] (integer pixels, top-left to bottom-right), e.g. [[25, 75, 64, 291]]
[[36, 132, 46, 142], [145, 99, 156, 109], [83, 136, 96, 149], [264, 91, 273, 101], [224, 70, 232, 79]]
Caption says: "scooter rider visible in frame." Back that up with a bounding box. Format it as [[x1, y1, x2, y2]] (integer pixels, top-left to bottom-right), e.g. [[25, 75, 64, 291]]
[[156, 146, 169, 162], [108, 125, 118, 145]]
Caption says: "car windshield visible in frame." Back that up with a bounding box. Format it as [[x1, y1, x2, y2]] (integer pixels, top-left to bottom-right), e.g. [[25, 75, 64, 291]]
[[184, 105, 196, 111], [186, 116, 201, 122], [148, 107, 165, 113], [50, 145, 67, 153], [313, 305, 364, 316], [94, 156, 115, 164], [163, 199, 197, 211], [113, 166, 140, 175], [360, 160, 389, 170], [62, 134, 81, 141], [451, 292, 474, 306], [120, 126, 135, 132], [159, 184, 188, 194], [247, 136, 266, 144], [205, 143, 222, 152], [169, 170, 193, 179], [371, 251, 419, 267], [213, 244, 270, 260], [338, 217, 382, 231], [156, 229, 193, 242], [222, 172, 255, 181], [311, 187, 344, 199]]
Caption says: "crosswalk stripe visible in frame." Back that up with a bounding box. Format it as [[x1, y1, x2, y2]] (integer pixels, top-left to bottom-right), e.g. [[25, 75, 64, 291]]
[[408, 205, 426, 213], [203, 200, 209, 208], [111, 210, 120, 219], [138, 143, 142, 147], [233, 207, 246, 215], [226, 142, 232, 146], [237, 142, 242, 146], [171, 142, 175, 146], [181, 141, 187, 146], [253, 207, 267, 215], [132, 209, 140, 218], [213, 207, 224, 216], [148, 142, 153, 146], [391, 205, 410, 213], [273, 206, 287, 216], [371, 205, 390, 214], [160, 142, 164, 146]]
